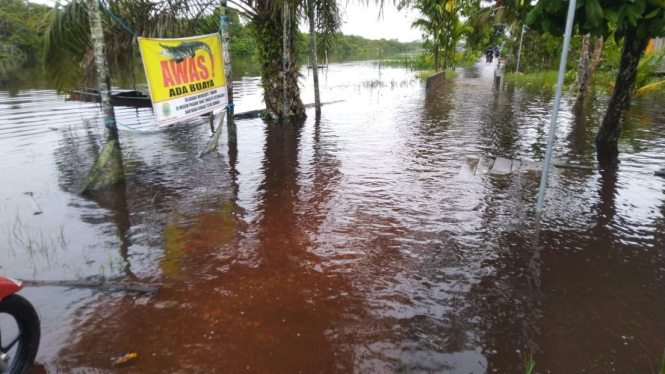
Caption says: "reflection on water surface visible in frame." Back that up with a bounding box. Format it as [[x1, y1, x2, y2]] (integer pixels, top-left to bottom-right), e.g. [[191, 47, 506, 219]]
[[1, 59, 665, 373]]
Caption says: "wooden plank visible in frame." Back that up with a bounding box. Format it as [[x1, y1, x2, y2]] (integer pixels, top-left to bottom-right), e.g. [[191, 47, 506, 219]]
[[520, 160, 543, 171], [458, 157, 480, 180], [490, 157, 512, 175], [24, 280, 160, 294], [553, 163, 599, 171], [475, 157, 494, 175], [511, 159, 522, 172]]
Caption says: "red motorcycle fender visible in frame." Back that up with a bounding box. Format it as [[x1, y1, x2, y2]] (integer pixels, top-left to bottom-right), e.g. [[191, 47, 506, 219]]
[[0, 278, 24, 300]]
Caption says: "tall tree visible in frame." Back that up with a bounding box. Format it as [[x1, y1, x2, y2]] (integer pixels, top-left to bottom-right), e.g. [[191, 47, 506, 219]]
[[79, 0, 124, 193], [527, 0, 665, 164], [406, 0, 471, 72], [573, 36, 603, 110]]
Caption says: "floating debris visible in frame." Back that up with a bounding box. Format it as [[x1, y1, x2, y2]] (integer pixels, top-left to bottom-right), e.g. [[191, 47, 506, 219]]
[[110, 351, 138, 366], [23, 192, 42, 215]]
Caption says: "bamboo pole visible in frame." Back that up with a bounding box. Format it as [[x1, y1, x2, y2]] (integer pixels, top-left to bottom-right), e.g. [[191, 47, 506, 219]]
[[80, 0, 125, 194], [282, 0, 290, 120], [307, 0, 321, 116]]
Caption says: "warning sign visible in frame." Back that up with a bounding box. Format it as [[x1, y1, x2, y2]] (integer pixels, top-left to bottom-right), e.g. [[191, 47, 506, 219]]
[[138, 33, 227, 126]]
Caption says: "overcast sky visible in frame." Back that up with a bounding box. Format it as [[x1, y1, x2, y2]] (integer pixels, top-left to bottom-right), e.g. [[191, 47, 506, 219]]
[[339, 3, 422, 42], [29, 0, 422, 42]]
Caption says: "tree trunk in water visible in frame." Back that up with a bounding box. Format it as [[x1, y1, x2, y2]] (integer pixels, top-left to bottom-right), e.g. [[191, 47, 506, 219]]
[[220, 0, 236, 143], [595, 28, 648, 165], [574, 37, 603, 111], [252, 1, 305, 120], [80, 0, 124, 194], [307, 0, 321, 116], [570, 34, 590, 98]]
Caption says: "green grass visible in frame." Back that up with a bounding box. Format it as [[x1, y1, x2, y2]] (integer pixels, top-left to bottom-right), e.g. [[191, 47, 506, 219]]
[[524, 351, 536, 374], [507, 69, 617, 93], [507, 70, 561, 91]]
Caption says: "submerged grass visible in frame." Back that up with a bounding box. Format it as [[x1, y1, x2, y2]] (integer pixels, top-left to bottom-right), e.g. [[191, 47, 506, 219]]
[[507, 70, 562, 91], [381, 54, 479, 71], [524, 351, 536, 374]]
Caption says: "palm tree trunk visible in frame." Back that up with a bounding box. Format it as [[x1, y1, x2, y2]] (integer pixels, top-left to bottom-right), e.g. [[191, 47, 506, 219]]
[[434, 47, 439, 72], [596, 27, 648, 165], [252, 1, 305, 120], [307, 0, 321, 116], [80, 0, 124, 194]]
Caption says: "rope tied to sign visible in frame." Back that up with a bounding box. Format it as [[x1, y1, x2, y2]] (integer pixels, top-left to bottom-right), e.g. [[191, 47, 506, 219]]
[[105, 119, 150, 132], [96, 0, 136, 37], [219, 15, 228, 34]]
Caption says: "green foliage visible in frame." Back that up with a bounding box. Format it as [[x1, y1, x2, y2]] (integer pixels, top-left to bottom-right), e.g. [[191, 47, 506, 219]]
[[404, 0, 473, 71], [505, 30, 570, 72], [0, 0, 50, 73], [195, 9, 256, 55], [507, 69, 574, 90], [527, 0, 665, 41], [508, 67, 615, 91], [633, 48, 665, 97], [297, 32, 421, 61]]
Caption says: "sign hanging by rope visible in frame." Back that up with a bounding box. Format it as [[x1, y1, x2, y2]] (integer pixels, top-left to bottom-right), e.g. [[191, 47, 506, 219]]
[[138, 33, 227, 127]]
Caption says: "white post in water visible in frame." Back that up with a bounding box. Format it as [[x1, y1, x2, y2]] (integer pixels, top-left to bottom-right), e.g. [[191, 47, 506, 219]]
[[536, 0, 577, 213], [515, 24, 526, 74]]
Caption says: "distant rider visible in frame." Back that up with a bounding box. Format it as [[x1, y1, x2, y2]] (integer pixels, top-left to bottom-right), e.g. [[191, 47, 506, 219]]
[[485, 46, 494, 63]]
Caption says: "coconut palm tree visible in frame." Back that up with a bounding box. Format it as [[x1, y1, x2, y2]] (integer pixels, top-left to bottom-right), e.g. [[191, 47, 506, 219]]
[[45, 0, 217, 91], [44, 0, 341, 121], [407, 0, 471, 71]]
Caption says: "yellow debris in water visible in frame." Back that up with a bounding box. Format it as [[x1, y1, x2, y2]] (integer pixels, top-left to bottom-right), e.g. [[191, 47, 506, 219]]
[[110, 352, 138, 366]]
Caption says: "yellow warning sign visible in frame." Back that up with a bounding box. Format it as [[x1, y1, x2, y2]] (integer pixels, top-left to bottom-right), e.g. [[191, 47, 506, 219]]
[[138, 33, 227, 126]]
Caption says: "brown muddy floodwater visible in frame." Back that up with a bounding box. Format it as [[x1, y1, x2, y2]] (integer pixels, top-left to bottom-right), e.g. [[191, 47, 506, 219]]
[[1, 60, 665, 373]]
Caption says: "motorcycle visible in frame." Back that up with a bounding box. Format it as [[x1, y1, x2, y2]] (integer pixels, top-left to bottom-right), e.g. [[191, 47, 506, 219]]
[[0, 278, 40, 374]]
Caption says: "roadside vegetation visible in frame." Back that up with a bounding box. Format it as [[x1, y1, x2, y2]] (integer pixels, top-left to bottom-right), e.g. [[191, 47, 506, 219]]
[[0, 0, 50, 77]]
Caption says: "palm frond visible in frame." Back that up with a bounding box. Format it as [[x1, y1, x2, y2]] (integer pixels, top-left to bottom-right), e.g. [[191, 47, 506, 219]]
[[634, 79, 665, 98]]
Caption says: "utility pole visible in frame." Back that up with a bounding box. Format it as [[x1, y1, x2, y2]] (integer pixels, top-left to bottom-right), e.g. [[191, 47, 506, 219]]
[[515, 24, 526, 74], [80, 0, 125, 193]]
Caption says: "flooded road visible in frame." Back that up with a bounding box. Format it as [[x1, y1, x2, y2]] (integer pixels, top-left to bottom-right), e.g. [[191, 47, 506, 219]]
[[2, 59, 665, 373]]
